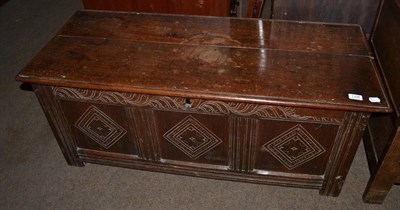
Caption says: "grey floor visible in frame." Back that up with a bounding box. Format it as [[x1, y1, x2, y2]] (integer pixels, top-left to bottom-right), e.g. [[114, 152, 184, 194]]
[[1, 0, 399, 209]]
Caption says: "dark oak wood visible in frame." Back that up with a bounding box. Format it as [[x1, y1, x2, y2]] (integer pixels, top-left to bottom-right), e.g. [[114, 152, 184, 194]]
[[370, 0, 400, 116], [33, 85, 84, 167], [272, 0, 380, 36], [16, 11, 390, 197], [363, 113, 395, 170], [57, 11, 370, 56], [363, 0, 400, 204], [18, 36, 387, 113], [246, 0, 265, 17], [20, 11, 388, 112], [82, 0, 236, 17]]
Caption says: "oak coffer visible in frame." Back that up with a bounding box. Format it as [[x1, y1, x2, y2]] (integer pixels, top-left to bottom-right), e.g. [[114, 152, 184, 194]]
[[16, 11, 391, 196]]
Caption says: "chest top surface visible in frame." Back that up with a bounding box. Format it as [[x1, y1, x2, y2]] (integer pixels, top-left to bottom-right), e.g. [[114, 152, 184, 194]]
[[17, 10, 390, 113]]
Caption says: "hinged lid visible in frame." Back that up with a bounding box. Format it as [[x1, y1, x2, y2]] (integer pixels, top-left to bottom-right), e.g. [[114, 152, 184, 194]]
[[16, 11, 391, 113]]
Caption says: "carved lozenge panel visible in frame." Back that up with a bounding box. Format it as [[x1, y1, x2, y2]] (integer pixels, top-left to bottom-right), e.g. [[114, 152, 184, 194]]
[[155, 111, 229, 168], [58, 100, 139, 155], [163, 115, 223, 160], [254, 120, 338, 175], [263, 124, 326, 170], [75, 105, 127, 149]]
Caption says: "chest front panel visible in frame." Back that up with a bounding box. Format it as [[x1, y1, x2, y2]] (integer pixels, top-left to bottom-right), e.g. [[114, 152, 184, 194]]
[[50, 86, 350, 179]]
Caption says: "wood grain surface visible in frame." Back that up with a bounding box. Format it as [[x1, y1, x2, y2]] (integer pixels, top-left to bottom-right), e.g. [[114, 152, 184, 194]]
[[82, 0, 233, 16], [58, 11, 370, 55], [16, 11, 390, 113]]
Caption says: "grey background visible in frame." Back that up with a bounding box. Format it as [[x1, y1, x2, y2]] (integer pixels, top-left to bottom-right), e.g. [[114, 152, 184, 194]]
[[0, 0, 399, 209]]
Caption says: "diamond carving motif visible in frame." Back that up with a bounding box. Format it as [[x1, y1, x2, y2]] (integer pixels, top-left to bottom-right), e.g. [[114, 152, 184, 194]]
[[263, 125, 325, 170], [75, 106, 127, 149], [163, 115, 222, 159]]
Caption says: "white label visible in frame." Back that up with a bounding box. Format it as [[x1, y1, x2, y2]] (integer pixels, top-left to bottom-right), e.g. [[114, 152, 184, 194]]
[[348, 93, 363, 101], [369, 97, 381, 103]]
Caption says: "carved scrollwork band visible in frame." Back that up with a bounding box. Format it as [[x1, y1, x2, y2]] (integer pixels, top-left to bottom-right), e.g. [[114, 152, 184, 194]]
[[53, 86, 186, 109], [193, 101, 341, 123], [52, 87, 342, 124]]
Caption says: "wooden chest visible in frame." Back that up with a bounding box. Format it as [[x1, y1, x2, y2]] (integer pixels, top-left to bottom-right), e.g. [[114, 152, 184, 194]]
[[16, 11, 391, 196]]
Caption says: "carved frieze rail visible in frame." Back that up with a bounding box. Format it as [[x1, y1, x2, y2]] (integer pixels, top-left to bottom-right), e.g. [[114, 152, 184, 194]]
[[53, 87, 342, 124]]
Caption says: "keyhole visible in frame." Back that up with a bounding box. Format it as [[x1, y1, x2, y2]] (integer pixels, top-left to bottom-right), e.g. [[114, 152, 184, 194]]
[[185, 98, 192, 109]]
